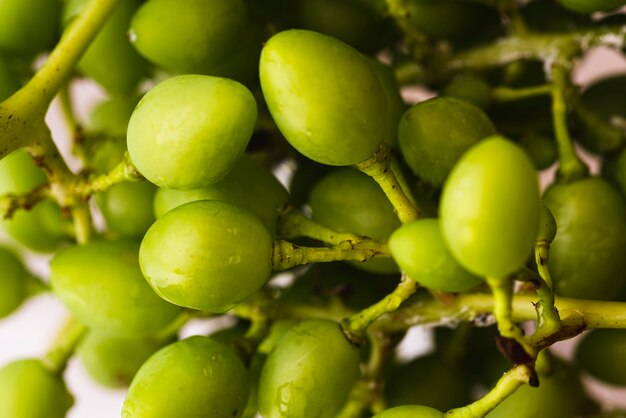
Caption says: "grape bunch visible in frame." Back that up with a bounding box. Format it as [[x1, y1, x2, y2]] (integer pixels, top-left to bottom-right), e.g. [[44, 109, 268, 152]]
[[2, 0, 626, 417]]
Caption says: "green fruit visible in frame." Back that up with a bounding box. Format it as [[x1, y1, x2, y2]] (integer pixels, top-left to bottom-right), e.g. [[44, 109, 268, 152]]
[[51, 239, 182, 336], [558, 0, 626, 13], [522, 0, 591, 31], [260, 29, 389, 166], [0, 359, 73, 418], [389, 219, 482, 292], [520, 133, 557, 171], [369, 58, 407, 148], [308, 167, 400, 274], [398, 97, 496, 187], [78, 332, 173, 388], [89, 96, 139, 138], [440, 136, 541, 278], [63, 0, 149, 95], [0, 0, 60, 58], [129, 0, 247, 74], [373, 405, 444, 418], [0, 149, 68, 252], [0, 246, 27, 318], [603, 147, 626, 197], [97, 181, 157, 238], [258, 319, 360, 418], [543, 177, 626, 300], [442, 76, 491, 110], [0, 53, 21, 101], [140, 200, 273, 313], [127, 74, 257, 190], [576, 329, 626, 386], [153, 155, 289, 235], [123, 336, 249, 418]]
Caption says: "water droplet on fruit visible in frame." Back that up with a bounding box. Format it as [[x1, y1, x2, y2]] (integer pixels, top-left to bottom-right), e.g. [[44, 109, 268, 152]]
[[128, 29, 137, 43], [228, 255, 241, 264]]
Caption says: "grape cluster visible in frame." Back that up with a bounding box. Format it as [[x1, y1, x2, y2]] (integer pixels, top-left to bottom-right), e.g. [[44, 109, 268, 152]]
[[2, 0, 626, 417]]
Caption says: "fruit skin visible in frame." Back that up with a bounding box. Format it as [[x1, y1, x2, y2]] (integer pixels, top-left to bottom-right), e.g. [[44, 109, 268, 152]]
[[389, 219, 481, 292], [0, 359, 74, 418], [440, 136, 540, 278], [140, 200, 273, 313], [0, 0, 61, 58], [258, 319, 361, 418], [0, 246, 27, 318], [260, 29, 389, 166], [372, 405, 444, 418], [576, 329, 626, 386], [127, 74, 257, 190], [123, 336, 249, 418], [51, 239, 182, 336], [543, 177, 626, 300], [558, 0, 626, 13], [398, 97, 496, 187], [0, 53, 21, 101], [129, 0, 247, 74]]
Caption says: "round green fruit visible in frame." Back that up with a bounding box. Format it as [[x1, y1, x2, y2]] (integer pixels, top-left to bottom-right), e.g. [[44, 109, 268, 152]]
[[51, 239, 182, 336], [0, 246, 27, 318], [373, 405, 444, 418], [260, 29, 389, 165], [140, 200, 273, 313], [398, 96, 496, 187], [389, 219, 481, 292], [442, 76, 491, 110], [0, 53, 21, 101], [123, 336, 249, 418], [576, 329, 626, 386], [558, 0, 626, 13], [440, 136, 540, 278], [127, 74, 257, 190], [0, 0, 60, 58], [0, 359, 73, 418], [97, 181, 156, 238], [258, 319, 360, 418]]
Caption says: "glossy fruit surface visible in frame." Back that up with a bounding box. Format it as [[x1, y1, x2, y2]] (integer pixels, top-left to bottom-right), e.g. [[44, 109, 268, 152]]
[[440, 136, 540, 277], [389, 219, 481, 292], [51, 239, 181, 336], [308, 167, 400, 273], [373, 405, 444, 418], [398, 97, 495, 187], [576, 329, 626, 386], [258, 319, 360, 418], [0, 246, 27, 318], [0, 359, 73, 418], [520, 133, 557, 170], [123, 336, 249, 418], [442, 76, 491, 110], [97, 181, 156, 238], [260, 29, 388, 165], [543, 177, 626, 300], [0, 0, 60, 58], [140, 200, 273, 313], [127, 74, 257, 190]]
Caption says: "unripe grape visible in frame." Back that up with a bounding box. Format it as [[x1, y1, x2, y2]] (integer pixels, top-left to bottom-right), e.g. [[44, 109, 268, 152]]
[[51, 239, 182, 336], [0, 359, 73, 418], [140, 200, 273, 313], [440, 136, 541, 278], [123, 336, 249, 418], [260, 29, 389, 166], [258, 319, 360, 418], [127, 74, 257, 190], [442, 76, 491, 110], [373, 405, 444, 418], [520, 133, 558, 171], [576, 329, 626, 386], [0, 0, 61, 58], [0, 53, 20, 101], [558, 0, 626, 13], [0, 246, 27, 318]]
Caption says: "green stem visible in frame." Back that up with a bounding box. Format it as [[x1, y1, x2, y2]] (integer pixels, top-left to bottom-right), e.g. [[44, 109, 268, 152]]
[[58, 83, 87, 164], [384, 0, 431, 61], [490, 84, 552, 102], [356, 144, 419, 224], [42, 316, 88, 375], [445, 364, 534, 417], [0, 185, 50, 220], [272, 239, 391, 271], [550, 63, 588, 181], [72, 203, 92, 245], [73, 152, 143, 198], [0, 0, 122, 158]]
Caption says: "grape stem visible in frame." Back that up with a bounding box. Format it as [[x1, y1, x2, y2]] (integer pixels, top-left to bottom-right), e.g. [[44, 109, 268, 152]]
[[356, 143, 420, 224], [42, 316, 88, 375], [490, 84, 552, 102], [384, 0, 431, 60]]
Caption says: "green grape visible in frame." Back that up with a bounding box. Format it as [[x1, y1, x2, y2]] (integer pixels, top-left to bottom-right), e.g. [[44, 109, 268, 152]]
[[259, 29, 389, 166], [372, 405, 444, 418], [0, 53, 21, 101], [398, 96, 496, 188], [258, 319, 360, 418], [153, 155, 289, 236], [385, 354, 473, 411], [0, 246, 27, 318], [369, 58, 407, 148], [0, 0, 61, 58], [537, 203, 557, 243], [543, 177, 626, 300], [129, 0, 247, 74], [522, 0, 591, 31], [308, 167, 400, 274], [576, 329, 626, 386], [63, 0, 149, 95], [442, 75, 491, 110], [288, 156, 334, 207], [520, 132, 557, 170], [127, 74, 257, 190], [440, 136, 541, 278], [77, 332, 174, 388], [97, 182, 157, 238], [88, 96, 139, 139], [405, 0, 498, 41], [389, 219, 482, 292], [603, 147, 626, 197], [0, 359, 73, 418], [298, 0, 392, 53], [50, 239, 182, 336], [140, 199, 273, 313], [123, 336, 249, 418], [558, 0, 626, 13], [0, 149, 68, 252]]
